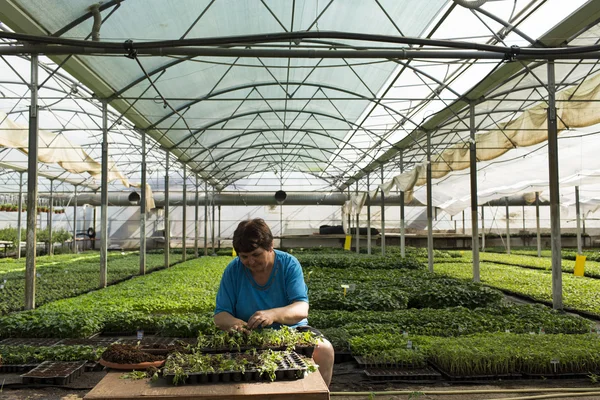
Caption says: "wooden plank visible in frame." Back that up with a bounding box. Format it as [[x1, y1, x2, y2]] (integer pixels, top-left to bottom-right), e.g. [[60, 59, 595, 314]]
[[85, 371, 329, 400]]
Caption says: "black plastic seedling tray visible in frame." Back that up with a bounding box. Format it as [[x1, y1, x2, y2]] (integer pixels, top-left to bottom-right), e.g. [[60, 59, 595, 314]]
[[0, 364, 38, 373], [364, 366, 442, 381], [163, 351, 309, 385], [430, 362, 522, 381], [59, 337, 121, 347], [354, 356, 426, 369], [0, 338, 63, 346], [21, 360, 87, 385]]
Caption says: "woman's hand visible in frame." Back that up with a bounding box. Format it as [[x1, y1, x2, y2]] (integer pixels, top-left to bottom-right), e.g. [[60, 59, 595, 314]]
[[247, 310, 276, 330]]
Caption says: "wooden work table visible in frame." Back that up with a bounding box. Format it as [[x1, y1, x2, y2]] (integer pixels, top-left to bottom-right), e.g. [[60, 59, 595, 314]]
[[84, 371, 329, 400]]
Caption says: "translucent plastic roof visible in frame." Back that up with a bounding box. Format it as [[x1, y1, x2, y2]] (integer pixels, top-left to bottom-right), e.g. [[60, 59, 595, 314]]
[[1, 0, 600, 197]]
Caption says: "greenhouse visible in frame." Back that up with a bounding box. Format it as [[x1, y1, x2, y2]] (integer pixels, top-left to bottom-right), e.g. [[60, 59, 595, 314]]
[[2, 0, 600, 399]]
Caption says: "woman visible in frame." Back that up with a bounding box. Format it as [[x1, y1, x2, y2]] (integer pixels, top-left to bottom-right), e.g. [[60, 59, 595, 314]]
[[214, 218, 335, 386]]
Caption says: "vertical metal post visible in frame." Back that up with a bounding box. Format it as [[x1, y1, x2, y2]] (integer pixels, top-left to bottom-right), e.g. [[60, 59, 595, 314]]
[[72, 185, 77, 254], [25, 54, 39, 309], [164, 150, 170, 267], [355, 182, 360, 254], [481, 206, 486, 252], [522, 205, 526, 231], [218, 205, 222, 249], [536, 192, 541, 257], [194, 175, 199, 257], [211, 190, 216, 255], [48, 179, 53, 256], [400, 153, 405, 258], [182, 167, 187, 262], [93, 206, 97, 250], [575, 186, 582, 254], [469, 102, 480, 282], [99, 101, 108, 288], [462, 210, 465, 234], [505, 197, 511, 254], [204, 181, 208, 256], [366, 174, 372, 255], [547, 60, 563, 310], [380, 165, 386, 256], [140, 129, 146, 274], [16, 172, 23, 259], [347, 187, 351, 236], [426, 131, 433, 272]]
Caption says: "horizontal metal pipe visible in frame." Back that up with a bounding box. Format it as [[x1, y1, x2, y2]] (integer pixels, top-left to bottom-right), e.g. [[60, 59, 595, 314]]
[[41, 191, 549, 208]]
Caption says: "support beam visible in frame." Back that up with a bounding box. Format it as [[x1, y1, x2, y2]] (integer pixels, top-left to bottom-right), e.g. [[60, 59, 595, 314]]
[[481, 206, 486, 252], [194, 175, 199, 258], [182, 167, 187, 262], [469, 102, 480, 282], [355, 183, 360, 254], [16, 172, 23, 259], [48, 179, 53, 256], [426, 131, 433, 272], [164, 150, 170, 268], [400, 154, 405, 259], [380, 165, 386, 256], [536, 192, 541, 257], [100, 101, 108, 288], [366, 174, 371, 256], [72, 185, 77, 254], [505, 197, 511, 255], [25, 54, 39, 310], [218, 205, 221, 249], [140, 129, 146, 274], [575, 186, 582, 254], [204, 181, 208, 256], [547, 60, 563, 310], [211, 192, 215, 255]]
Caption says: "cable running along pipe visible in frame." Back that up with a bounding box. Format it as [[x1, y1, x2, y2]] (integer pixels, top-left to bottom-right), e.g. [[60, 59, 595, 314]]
[[3, 30, 600, 56]]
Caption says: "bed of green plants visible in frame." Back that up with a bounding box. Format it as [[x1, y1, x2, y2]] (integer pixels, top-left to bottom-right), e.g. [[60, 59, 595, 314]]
[[307, 267, 503, 310], [435, 260, 600, 317], [451, 251, 600, 279], [296, 253, 424, 269], [0, 251, 171, 314], [485, 247, 600, 262], [350, 332, 600, 377], [0, 249, 597, 379], [0, 256, 227, 337], [0, 344, 104, 364]]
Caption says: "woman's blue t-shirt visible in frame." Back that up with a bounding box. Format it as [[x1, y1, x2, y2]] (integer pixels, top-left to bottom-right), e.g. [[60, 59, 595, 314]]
[[214, 250, 309, 328]]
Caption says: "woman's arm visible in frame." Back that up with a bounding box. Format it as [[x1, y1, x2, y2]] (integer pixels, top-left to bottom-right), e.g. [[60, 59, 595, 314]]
[[247, 301, 309, 330], [214, 311, 248, 331]]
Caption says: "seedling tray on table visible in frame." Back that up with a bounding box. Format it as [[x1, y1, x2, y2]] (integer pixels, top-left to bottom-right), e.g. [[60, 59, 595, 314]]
[[163, 351, 309, 385], [21, 360, 87, 385]]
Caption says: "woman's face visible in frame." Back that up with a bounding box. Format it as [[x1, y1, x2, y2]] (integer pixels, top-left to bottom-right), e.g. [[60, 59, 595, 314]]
[[238, 247, 273, 273]]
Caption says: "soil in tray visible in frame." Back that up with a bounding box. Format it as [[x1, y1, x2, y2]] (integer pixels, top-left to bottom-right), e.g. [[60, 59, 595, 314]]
[[101, 344, 165, 364], [21, 360, 87, 385]]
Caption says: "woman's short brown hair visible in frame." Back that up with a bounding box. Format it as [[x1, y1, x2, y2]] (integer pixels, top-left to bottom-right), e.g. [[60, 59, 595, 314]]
[[232, 218, 274, 253]]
